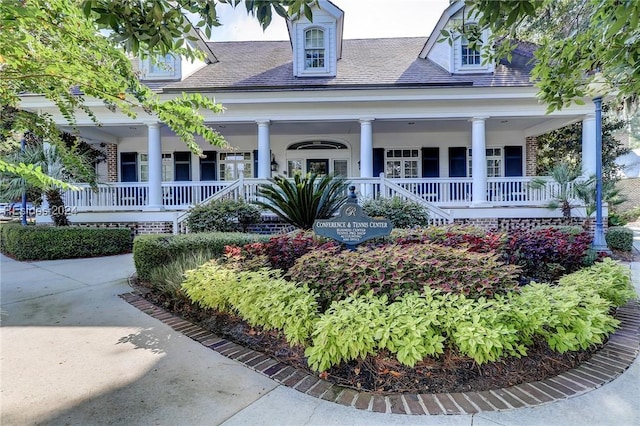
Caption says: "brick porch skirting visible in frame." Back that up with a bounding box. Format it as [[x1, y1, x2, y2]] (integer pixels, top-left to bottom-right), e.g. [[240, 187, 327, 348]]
[[120, 292, 640, 415]]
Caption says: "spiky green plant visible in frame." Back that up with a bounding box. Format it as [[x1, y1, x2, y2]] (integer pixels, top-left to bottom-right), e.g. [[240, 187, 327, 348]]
[[574, 177, 627, 222], [530, 162, 581, 220], [1, 143, 96, 225], [255, 173, 349, 230]]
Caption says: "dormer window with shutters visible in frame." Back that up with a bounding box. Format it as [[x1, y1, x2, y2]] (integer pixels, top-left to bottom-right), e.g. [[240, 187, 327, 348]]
[[288, 0, 343, 78]]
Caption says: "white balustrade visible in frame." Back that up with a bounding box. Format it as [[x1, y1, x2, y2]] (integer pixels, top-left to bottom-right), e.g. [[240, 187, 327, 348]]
[[61, 176, 578, 214]]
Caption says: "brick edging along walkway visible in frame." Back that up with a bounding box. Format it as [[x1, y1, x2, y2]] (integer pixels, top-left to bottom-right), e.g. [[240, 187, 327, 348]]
[[120, 292, 640, 415]]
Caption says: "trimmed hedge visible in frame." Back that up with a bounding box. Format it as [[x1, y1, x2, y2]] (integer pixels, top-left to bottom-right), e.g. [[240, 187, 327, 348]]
[[133, 232, 271, 282], [0, 223, 132, 260], [606, 226, 634, 252]]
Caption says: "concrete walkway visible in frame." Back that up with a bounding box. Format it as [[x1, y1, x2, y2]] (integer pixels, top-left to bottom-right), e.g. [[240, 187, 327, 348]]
[[1, 249, 639, 425]]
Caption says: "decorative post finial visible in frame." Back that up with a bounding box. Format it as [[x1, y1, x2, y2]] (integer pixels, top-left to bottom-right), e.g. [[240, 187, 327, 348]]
[[347, 185, 357, 203]]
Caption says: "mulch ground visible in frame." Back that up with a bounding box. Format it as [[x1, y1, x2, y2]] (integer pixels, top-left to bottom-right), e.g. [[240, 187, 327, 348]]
[[140, 290, 606, 394]]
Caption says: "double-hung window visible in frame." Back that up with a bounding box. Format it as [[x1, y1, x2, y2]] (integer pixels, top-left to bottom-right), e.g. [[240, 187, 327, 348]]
[[467, 147, 502, 177], [304, 28, 325, 70]]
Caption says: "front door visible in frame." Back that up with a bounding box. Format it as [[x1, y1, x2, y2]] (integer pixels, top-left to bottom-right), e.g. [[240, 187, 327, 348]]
[[306, 159, 329, 175]]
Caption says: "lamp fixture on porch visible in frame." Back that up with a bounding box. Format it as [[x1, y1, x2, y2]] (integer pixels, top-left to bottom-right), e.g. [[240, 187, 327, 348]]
[[586, 71, 610, 253], [270, 153, 279, 172]]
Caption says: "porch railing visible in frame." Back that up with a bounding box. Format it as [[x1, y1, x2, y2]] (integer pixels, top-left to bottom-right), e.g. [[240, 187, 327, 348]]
[[63, 176, 581, 219], [62, 181, 234, 211]]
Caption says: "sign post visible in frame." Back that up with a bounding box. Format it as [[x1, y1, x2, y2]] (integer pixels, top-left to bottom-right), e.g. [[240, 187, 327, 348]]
[[313, 186, 392, 249]]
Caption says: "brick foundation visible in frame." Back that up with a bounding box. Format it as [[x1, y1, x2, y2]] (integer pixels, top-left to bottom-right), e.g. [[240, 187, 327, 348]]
[[71, 221, 174, 237], [455, 217, 594, 232], [246, 216, 296, 235]]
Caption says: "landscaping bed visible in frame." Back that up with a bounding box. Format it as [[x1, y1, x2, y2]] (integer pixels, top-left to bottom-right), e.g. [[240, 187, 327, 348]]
[[140, 288, 604, 394], [134, 226, 637, 395]]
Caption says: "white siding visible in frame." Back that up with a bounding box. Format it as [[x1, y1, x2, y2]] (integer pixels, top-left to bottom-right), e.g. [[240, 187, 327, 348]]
[[427, 38, 452, 72]]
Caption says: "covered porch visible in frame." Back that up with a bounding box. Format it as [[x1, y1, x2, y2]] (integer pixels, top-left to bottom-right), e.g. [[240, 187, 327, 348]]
[[52, 174, 592, 233]]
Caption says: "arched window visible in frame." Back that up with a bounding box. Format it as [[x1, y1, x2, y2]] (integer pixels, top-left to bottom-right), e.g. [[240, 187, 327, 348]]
[[304, 28, 325, 69]]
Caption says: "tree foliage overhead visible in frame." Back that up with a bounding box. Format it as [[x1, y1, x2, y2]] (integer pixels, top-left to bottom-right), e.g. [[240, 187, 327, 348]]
[[464, 0, 640, 113], [536, 110, 628, 182], [81, 0, 317, 58], [1, 0, 227, 155], [0, 0, 313, 187]]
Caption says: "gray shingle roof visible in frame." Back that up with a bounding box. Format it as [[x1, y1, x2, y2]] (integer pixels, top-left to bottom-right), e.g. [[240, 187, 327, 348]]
[[161, 37, 533, 92]]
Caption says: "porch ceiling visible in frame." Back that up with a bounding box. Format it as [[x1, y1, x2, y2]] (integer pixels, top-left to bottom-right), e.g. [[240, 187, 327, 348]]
[[71, 115, 579, 144]]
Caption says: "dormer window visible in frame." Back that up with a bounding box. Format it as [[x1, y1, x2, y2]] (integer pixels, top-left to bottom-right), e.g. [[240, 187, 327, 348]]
[[305, 28, 326, 70], [452, 23, 493, 74], [140, 54, 181, 81], [288, 0, 343, 78], [461, 35, 481, 66]]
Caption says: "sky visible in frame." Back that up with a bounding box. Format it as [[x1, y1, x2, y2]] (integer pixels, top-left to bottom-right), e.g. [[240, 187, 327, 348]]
[[207, 0, 452, 42]]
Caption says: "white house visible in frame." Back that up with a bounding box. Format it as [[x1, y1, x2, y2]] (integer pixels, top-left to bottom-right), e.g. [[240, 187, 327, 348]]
[[20, 1, 604, 234]]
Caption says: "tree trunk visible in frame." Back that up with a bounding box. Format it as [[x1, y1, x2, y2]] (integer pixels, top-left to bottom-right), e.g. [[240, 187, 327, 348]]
[[561, 200, 572, 223], [45, 188, 70, 226]]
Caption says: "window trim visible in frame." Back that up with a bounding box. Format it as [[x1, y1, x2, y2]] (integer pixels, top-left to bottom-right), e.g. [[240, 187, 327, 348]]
[[455, 24, 491, 73], [467, 146, 504, 178], [299, 25, 331, 76], [384, 148, 421, 179]]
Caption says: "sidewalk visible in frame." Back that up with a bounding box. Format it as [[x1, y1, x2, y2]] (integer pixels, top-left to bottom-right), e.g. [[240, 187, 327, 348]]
[[1, 249, 639, 426]]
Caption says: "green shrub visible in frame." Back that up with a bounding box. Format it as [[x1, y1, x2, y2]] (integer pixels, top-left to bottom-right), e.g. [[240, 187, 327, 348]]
[[183, 263, 319, 345], [287, 242, 520, 309], [558, 258, 636, 307], [361, 197, 429, 228], [147, 251, 215, 299], [605, 226, 634, 252], [133, 232, 270, 282], [185, 199, 262, 233], [618, 206, 640, 223], [0, 223, 131, 260], [305, 292, 387, 372], [181, 259, 631, 371], [378, 291, 446, 367]]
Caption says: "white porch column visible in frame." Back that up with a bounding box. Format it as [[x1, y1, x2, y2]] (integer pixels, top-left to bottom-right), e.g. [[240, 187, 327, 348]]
[[582, 114, 596, 177], [471, 117, 488, 205], [359, 118, 374, 177], [147, 122, 163, 210], [256, 120, 271, 179], [359, 118, 374, 198]]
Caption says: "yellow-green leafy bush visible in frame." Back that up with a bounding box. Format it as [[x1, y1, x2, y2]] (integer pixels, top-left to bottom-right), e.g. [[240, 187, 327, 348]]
[[182, 262, 318, 345], [182, 257, 635, 371]]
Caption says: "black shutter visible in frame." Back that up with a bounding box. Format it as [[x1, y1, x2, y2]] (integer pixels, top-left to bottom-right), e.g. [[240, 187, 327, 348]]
[[504, 146, 523, 177], [448, 147, 467, 177], [120, 152, 137, 182], [174, 152, 191, 181], [200, 151, 217, 181], [373, 148, 385, 177], [421, 147, 439, 178], [253, 150, 259, 178]]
